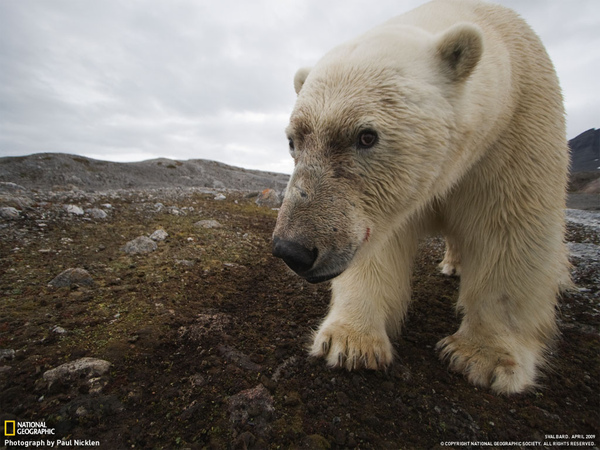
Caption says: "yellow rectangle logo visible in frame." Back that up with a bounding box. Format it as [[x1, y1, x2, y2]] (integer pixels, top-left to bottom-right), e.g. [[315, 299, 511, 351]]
[[4, 420, 16, 436]]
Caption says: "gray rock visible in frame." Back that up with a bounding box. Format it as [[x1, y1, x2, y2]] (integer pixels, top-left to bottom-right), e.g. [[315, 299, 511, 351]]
[[566, 209, 600, 231], [0, 349, 16, 361], [214, 193, 226, 201], [194, 219, 222, 229], [227, 384, 274, 431], [43, 357, 111, 385], [568, 242, 600, 261], [255, 188, 282, 208], [0, 182, 28, 192], [0, 206, 20, 219], [64, 204, 84, 215], [49, 268, 94, 288], [121, 236, 157, 255], [150, 229, 169, 241], [167, 206, 183, 215], [0, 194, 33, 210], [86, 208, 108, 219]]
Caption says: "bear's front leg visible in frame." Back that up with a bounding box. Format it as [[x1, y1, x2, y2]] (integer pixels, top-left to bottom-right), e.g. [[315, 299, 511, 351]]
[[436, 262, 560, 394], [310, 310, 395, 370], [310, 233, 415, 370]]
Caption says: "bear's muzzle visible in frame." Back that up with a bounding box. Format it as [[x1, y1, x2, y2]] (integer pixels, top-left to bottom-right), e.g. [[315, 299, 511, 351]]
[[272, 236, 346, 283]]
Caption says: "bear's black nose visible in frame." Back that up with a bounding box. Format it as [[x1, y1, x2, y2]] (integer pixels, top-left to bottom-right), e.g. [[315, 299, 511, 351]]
[[272, 237, 318, 274]]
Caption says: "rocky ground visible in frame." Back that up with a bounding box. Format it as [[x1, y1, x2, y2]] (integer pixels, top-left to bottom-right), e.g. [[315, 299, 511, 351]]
[[0, 181, 599, 449]]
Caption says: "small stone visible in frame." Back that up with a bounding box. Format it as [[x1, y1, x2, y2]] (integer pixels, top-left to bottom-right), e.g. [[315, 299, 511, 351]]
[[168, 206, 183, 215], [213, 193, 226, 201], [190, 374, 206, 387], [0, 349, 16, 361], [48, 268, 94, 288], [283, 392, 301, 407], [227, 384, 274, 428], [175, 259, 194, 267], [194, 219, 222, 229], [64, 204, 84, 215], [149, 229, 168, 241], [121, 236, 157, 255], [43, 357, 111, 385], [52, 326, 67, 334], [86, 208, 108, 219], [0, 207, 20, 219]]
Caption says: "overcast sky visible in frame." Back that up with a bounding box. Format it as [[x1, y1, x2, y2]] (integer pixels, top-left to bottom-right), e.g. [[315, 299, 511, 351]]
[[1, 1, 598, 174]]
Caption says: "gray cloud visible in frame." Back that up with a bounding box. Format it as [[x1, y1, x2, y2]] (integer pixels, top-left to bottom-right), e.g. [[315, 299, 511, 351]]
[[0, 0, 598, 174]]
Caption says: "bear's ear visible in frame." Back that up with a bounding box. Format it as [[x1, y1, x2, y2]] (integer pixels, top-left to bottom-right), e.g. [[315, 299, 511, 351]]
[[436, 23, 483, 83], [294, 67, 312, 95]]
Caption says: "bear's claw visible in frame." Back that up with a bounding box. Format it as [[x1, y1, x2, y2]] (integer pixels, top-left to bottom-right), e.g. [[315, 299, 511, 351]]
[[437, 333, 536, 395], [310, 322, 394, 370]]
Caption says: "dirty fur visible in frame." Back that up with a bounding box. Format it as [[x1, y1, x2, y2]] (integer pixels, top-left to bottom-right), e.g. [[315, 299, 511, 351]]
[[273, 0, 570, 395]]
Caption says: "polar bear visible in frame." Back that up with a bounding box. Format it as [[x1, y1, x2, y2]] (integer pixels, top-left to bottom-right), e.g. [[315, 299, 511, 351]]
[[272, 0, 570, 394]]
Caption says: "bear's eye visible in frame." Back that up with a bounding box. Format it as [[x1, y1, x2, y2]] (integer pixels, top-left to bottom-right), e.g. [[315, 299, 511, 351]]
[[288, 137, 295, 155], [357, 130, 378, 150]]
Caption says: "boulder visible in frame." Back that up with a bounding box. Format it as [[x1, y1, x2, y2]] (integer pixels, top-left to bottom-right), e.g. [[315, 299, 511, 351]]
[[121, 236, 157, 255], [49, 268, 94, 288], [43, 357, 111, 385]]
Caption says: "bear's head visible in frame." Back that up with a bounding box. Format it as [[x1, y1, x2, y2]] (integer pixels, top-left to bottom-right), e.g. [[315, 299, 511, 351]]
[[273, 23, 483, 283]]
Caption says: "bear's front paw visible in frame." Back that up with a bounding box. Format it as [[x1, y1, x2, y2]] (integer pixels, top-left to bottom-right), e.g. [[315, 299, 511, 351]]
[[309, 322, 394, 370], [437, 333, 536, 395]]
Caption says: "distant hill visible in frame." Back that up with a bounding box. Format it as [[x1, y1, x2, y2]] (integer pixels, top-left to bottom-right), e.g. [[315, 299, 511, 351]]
[[569, 128, 599, 173], [568, 129, 599, 199], [0, 153, 289, 192]]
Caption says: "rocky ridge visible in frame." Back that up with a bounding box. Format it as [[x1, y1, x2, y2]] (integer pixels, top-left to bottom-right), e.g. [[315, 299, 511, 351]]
[[0, 153, 289, 193]]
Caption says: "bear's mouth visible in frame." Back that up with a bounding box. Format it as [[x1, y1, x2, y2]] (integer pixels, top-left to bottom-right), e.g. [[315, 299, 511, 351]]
[[303, 271, 342, 284]]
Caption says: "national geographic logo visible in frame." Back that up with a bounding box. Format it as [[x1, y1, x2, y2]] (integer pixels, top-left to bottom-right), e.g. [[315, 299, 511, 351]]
[[4, 420, 101, 447], [4, 420, 55, 436], [4, 420, 15, 436]]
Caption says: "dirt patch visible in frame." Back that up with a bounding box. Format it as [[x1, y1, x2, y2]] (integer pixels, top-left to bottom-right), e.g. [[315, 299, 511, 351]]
[[1, 190, 598, 449]]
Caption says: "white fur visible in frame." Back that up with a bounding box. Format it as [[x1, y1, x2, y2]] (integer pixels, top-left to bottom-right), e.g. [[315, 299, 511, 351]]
[[277, 0, 570, 395]]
